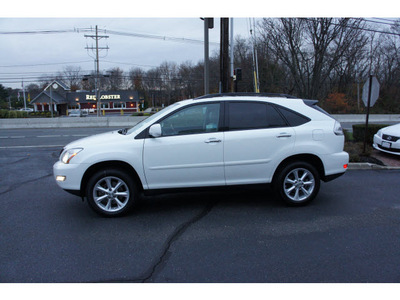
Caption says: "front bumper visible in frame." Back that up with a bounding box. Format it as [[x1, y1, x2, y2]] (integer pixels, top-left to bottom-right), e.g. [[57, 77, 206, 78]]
[[53, 161, 87, 191], [373, 134, 400, 156]]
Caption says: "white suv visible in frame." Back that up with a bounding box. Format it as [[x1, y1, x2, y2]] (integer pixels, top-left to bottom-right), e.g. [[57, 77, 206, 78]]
[[54, 93, 349, 216]]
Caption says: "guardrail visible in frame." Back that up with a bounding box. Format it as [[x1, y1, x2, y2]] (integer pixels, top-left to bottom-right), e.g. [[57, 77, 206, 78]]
[[333, 114, 400, 123], [0, 116, 148, 129], [0, 114, 399, 129]]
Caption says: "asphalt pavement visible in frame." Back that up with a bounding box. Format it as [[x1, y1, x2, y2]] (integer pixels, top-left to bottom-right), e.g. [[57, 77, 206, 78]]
[[1, 138, 400, 283]]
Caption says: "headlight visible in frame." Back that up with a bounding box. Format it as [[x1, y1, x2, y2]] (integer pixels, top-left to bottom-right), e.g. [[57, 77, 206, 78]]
[[60, 148, 83, 164], [376, 130, 382, 138]]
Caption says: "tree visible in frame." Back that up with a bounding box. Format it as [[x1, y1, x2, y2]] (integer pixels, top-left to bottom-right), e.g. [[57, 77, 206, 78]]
[[0, 84, 9, 109], [325, 92, 349, 113], [104, 67, 125, 90], [258, 18, 368, 99], [60, 66, 82, 91]]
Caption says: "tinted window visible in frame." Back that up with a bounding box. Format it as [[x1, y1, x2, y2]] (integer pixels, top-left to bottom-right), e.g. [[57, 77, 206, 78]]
[[228, 102, 287, 130], [160, 103, 220, 136], [275, 106, 310, 127]]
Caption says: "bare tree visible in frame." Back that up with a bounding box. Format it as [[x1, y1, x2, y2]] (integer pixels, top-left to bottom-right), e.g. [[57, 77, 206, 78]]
[[104, 67, 125, 90], [259, 18, 368, 99], [61, 66, 82, 91]]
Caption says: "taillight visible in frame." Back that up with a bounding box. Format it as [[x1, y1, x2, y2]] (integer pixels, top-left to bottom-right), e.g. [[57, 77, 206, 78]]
[[334, 121, 344, 136]]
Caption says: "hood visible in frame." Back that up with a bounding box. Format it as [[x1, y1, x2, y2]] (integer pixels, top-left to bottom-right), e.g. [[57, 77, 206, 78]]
[[65, 130, 126, 149], [381, 123, 400, 137]]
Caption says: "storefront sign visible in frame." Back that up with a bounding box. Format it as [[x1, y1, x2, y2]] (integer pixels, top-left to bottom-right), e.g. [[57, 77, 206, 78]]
[[86, 94, 122, 101]]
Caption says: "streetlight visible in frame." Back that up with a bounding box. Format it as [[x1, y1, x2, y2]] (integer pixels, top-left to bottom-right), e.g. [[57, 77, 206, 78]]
[[44, 82, 58, 118]]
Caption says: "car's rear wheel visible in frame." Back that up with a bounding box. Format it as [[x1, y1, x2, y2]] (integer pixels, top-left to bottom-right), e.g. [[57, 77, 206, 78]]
[[86, 168, 137, 217], [274, 161, 320, 206]]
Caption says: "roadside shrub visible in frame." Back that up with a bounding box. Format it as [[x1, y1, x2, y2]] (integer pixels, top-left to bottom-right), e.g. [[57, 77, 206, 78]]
[[343, 129, 353, 142], [131, 112, 152, 117], [352, 124, 389, 143], [0, 109, 9, 118], [8, 110, 17, 118], [0, 109, 30, 118]]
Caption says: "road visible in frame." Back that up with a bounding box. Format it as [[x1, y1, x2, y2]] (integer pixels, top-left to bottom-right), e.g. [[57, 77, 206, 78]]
[[0, 127, 120, 149], [1, 127, 400, 283]]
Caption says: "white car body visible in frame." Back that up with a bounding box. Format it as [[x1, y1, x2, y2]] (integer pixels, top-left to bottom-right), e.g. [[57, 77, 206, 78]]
[[373, 123, 400, 155], [19, 108, 33, 112], [54, 94, 349, 216]]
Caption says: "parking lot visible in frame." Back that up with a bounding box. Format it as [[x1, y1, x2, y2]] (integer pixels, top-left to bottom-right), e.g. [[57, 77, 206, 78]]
[[1, 131, 400, 283]]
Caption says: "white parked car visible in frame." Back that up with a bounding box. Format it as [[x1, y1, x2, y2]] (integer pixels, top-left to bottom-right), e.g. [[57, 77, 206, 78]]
[[54, 93, 349, 216], [373, 123, 400, 155], [69, 110, 87, 117], [19, 108, 33, 112]]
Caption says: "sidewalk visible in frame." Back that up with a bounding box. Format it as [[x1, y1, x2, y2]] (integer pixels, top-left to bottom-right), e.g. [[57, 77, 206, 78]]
[[349, 149, 400, 170], [371, 149, 400, 168]]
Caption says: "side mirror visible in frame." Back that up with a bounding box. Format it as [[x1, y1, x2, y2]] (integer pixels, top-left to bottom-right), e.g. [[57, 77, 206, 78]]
[[149, 124, 162, 138]]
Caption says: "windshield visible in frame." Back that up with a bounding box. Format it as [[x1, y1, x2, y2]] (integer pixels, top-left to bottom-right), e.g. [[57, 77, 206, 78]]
[[126, 102, 182, 135]]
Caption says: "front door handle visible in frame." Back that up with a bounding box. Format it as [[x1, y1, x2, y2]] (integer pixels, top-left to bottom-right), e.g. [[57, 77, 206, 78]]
[[277, 133, 292, 138], [205, 138, 222, 144]]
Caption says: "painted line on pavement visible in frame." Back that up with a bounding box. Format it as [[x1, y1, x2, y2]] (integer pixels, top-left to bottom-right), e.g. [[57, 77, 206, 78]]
[[0, 145, 64, 149]]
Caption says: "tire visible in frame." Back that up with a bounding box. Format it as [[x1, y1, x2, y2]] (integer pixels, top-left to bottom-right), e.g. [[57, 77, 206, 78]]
[[274, 161, 320, 206], [86, 168, 137, 217]]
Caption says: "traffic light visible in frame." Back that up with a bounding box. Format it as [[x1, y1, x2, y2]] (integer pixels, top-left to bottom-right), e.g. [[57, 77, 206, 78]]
[[234, 68, 242, 81]]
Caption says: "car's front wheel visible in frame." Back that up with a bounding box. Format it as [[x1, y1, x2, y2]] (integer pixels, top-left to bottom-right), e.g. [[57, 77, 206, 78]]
[[274, 161, 320, 206], [86, 168, 137, 217]]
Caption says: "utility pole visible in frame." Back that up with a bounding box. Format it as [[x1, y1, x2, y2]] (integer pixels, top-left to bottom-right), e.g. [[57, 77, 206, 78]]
[[202, 18, 213, 95], [230, 18, 234, 92], [85, 26, 109, 117], [220, 18, 230, 93], [22, 80, 27, 110], [249, 18, 260, 93]]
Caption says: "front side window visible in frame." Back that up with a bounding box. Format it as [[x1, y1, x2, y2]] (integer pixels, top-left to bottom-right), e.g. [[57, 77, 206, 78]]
[[228, 102, 287, 131], [160, 103, 220, 137]]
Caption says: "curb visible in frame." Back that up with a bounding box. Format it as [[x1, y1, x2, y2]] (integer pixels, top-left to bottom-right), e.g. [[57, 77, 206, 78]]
[[348, 162, 400, 170]]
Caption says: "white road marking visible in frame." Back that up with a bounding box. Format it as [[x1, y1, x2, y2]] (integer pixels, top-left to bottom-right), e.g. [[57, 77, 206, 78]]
[[0, 145, 64, 149]]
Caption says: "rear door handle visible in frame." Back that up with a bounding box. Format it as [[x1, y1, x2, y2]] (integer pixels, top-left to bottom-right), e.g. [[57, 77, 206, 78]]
[[277, 133, 292, 138], [205, 138, 222, 144]]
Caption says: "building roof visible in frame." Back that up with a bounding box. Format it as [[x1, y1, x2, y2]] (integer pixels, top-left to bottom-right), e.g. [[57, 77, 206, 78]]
[[31, 80, 70, 104]]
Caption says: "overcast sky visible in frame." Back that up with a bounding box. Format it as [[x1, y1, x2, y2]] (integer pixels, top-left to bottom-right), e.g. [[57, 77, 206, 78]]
[[0, 18, 253, 89], [1, 0, 396, 89]]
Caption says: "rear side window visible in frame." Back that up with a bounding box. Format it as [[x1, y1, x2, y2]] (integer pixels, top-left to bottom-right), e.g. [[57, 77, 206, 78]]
[[275, 106, 310, 127], [228, 102, 287, 130]]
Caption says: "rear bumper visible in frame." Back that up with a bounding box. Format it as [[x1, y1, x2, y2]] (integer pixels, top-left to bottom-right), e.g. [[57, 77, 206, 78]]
[[322, 171, 346, 182], [321, 151, 349, 180]]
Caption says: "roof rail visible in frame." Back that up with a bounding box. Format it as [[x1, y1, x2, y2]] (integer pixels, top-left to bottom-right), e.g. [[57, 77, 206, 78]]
[[194, 92, 298, 100]]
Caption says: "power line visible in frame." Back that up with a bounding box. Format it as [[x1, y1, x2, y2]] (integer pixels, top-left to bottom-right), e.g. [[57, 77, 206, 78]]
[[105, 29, 219, 46], [363, 18, 397, 27], [0, 60, 93, 68], [0, 29, 76, 35], [102, 60, 158, 69], [331, 19, 400, 37]]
